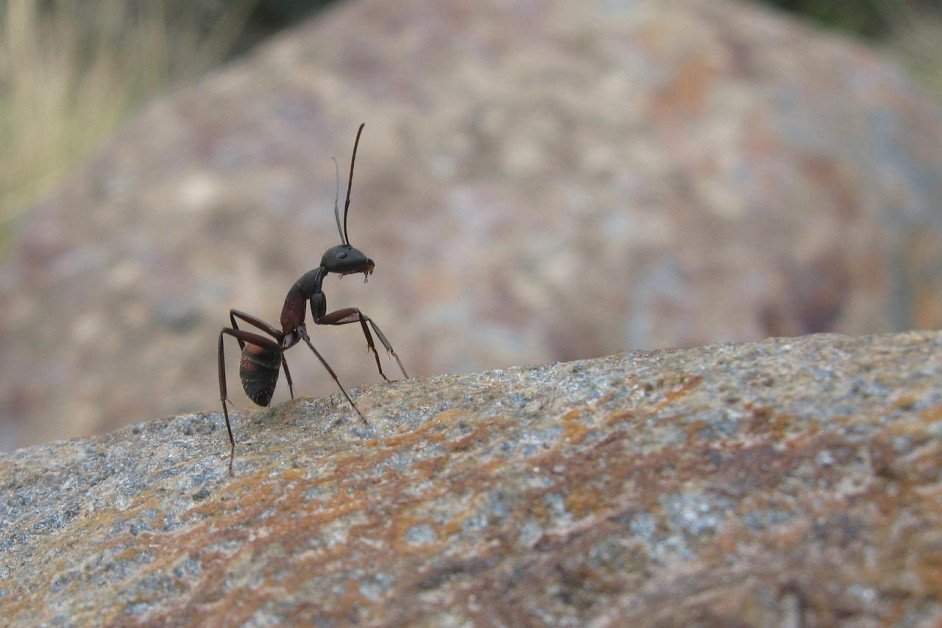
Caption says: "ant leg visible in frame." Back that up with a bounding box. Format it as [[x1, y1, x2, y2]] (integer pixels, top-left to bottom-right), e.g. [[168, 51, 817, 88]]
[[218, 327, 285, 475], [316, 307, 409, 379], [316, 309, 387, 381], [218, 330, 237, 475], [229, 309, 284, 350], [365, 318, 409, 379], [282, 357, 295, 399], [297, 328, 369, 427]]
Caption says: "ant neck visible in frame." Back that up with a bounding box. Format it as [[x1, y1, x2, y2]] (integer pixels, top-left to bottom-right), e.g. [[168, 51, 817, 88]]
[[296, 267, 326, 299]]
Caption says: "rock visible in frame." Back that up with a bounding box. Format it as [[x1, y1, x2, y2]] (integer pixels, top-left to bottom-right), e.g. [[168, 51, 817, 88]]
[[2, 0, 942, 449], [0, 330, 940, 624]]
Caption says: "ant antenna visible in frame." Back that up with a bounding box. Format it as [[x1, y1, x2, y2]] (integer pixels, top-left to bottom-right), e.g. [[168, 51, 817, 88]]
[[331, 157, 345, 244], [343, 123, 365, 246]]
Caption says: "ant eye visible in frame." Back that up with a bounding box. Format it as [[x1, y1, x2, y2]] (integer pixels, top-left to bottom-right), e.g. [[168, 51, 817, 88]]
[[337, 251, 347, 259]]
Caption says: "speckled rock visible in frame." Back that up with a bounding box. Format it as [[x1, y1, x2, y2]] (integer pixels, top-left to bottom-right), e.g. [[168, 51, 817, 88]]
[[0, 330, 940, 624], [1, 0, 942, 449]]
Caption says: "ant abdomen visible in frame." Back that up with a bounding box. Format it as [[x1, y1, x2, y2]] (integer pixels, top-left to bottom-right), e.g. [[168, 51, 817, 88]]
[[239, 343, 281, 406]]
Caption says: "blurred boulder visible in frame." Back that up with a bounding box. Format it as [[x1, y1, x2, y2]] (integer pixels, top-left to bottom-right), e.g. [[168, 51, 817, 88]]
[[1, 0, 941, 448]]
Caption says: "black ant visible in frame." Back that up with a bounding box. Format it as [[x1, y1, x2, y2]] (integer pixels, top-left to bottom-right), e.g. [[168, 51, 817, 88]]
[[218, 123, 408, 472]]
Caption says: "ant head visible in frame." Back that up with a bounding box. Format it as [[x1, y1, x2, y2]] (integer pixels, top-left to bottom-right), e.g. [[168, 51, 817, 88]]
[[323, 124, 375, 280], [321, 244, 374, 278]]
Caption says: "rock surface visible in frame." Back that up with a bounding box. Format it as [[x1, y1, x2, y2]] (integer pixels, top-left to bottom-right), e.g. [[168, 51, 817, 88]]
[[2, 0, 942, 450], [1, 330, 940, 624]]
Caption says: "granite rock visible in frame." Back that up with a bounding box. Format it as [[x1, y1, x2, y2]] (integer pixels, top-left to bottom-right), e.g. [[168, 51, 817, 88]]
[[0, 330, 940, 624], [1, 0, 942, 448]]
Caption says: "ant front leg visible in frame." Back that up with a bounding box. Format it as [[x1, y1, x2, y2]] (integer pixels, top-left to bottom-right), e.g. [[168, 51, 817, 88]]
[[314, 307, 409, 380]]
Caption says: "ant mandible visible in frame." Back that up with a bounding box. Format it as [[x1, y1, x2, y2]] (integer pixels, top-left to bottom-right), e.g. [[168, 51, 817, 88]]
[[218, 123, 408, 470]]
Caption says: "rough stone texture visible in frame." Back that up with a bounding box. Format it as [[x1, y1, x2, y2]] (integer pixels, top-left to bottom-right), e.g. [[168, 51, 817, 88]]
[[1, 330, 940, 624], [2, 0, 942, 449]]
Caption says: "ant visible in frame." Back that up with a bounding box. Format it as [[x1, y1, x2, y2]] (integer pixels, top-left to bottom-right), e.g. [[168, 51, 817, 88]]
[[218, 123, 408, 472]]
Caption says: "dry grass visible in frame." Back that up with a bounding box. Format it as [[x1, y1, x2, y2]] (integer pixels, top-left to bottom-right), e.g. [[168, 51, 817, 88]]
[[0, 0, 253, 243]]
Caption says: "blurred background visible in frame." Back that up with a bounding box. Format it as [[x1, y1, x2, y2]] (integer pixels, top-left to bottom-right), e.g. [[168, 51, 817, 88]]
[[0, 0, 940, 450]]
